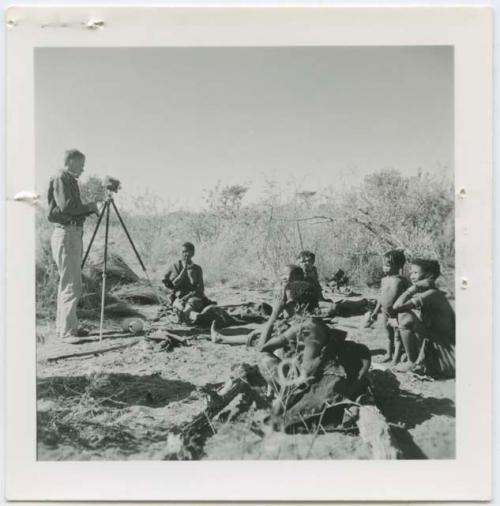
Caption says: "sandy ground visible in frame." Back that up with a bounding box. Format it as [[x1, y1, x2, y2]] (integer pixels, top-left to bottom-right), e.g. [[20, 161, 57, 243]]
[[36, 286, 455, 461]]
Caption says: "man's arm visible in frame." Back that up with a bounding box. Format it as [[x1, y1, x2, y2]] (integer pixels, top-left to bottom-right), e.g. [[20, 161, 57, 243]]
[[180, 290, 197, 302], [406, 288, 437, 311], [193, 265, 205, 297], [393, 285, 419, 313], [171, 262, 188, 288], [259, 334, 287, 353], [366, 301, 381, 325], [358, 355, 371, 380], [368, 277, 386, 321], [163, 263, 184, 291], [52, 176, 96, 216]]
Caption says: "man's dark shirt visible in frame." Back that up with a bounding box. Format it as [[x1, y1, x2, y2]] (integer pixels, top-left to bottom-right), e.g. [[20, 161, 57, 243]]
[[162, 260, 205, 300], [48, 169, 94, 226]]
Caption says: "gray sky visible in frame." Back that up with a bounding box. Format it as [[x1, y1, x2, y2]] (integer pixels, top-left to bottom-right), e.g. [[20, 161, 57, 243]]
[[35, 46, 453, 209]]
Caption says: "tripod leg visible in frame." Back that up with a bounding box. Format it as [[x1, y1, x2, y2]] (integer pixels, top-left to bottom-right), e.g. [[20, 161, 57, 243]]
[[99, 202, 111, 343], [110, 199, 163, 305], [81, 200, 108, 269], [110, 199, 147, 272]]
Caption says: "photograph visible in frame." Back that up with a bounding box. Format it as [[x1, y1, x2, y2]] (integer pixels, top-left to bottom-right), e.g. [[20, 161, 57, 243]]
[[34, 45, 456, 461]]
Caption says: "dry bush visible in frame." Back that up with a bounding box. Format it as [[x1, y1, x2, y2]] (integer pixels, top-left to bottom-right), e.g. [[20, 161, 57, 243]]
[[36, 168, 454, 317]]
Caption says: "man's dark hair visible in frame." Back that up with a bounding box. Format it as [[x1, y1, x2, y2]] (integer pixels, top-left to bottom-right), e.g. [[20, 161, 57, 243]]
[[411, 258, 441, 279], [182, 242, 195, 254], [298, 250, 316, 263], [64, 149, 85, 166], [285, 280, 319, 311], [383, 249, 406, 270]]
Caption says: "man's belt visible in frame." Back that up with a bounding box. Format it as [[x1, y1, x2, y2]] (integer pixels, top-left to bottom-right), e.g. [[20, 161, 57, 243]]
[[56, 219, 83, 227]]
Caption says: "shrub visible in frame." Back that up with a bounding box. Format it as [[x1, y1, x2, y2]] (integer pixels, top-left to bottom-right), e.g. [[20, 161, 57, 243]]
[[36, 168, 454, 318]]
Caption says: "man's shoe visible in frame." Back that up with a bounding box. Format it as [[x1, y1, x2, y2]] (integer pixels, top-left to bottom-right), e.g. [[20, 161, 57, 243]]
[[73, 328, 90, 337], [61, 328, 90, 344]]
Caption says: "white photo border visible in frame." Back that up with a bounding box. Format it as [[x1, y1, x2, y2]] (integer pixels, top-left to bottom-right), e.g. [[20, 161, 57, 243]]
[[5, 6, 492, 501]]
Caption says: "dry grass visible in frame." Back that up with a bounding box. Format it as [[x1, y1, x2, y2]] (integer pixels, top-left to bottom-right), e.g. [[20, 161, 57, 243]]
[[36, 168, 454, 320]]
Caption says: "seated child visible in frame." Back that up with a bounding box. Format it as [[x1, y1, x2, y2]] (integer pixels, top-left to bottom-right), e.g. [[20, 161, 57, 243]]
[[297, 250, 329, 302], [392, 259, 455, 378], [297, 250, 374, 319], [365, 250, 410, 363], [211, 264, 311, 345], [162, 242, 215, 323]]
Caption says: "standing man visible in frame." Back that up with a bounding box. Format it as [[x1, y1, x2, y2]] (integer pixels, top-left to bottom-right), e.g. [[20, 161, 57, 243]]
[[48, 149, 98, 343]]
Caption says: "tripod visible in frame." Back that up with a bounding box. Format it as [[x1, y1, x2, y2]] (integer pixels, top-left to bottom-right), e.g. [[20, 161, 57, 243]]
[[81, 191, 158, 342]]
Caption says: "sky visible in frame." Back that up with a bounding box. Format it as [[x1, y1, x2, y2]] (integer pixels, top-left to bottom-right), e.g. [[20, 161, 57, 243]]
[[35, 46, 453, 210]]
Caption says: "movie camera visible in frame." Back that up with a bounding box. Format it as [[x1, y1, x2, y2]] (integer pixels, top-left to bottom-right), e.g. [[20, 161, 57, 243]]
[[104, 176, 121, 193]]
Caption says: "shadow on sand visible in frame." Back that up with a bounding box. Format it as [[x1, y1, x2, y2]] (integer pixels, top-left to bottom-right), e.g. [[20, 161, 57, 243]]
[[369, 369, 455, 459], [37, 373, 197, 456], [37, 372, 196, 408], [370, 369, 455, 429]]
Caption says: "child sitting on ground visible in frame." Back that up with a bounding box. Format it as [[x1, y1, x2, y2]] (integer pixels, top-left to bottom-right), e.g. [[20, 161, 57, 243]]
[[297, 250, 375, 319], [392, 258, 455, 377], [297, 250, 330, 302], [365, 250, 410, 364], [210, 264, 309, 345]]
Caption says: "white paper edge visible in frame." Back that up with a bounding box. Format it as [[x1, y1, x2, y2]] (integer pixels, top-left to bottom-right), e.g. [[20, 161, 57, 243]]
[[5, 5, 493, 502]]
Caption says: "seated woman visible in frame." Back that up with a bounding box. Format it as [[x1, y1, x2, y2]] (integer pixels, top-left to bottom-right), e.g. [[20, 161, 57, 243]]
[[392, 258, 455, 378], [256, 281, 371, 432], [210, 264, 310, 344]]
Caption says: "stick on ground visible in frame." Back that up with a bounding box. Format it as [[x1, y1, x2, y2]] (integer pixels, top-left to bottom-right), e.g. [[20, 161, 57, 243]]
[[46, 338, 141, 362]]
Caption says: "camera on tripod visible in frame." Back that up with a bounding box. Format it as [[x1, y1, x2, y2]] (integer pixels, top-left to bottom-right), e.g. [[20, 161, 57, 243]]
[[82, 174, 157, 341], [104, 176, 121, 193]]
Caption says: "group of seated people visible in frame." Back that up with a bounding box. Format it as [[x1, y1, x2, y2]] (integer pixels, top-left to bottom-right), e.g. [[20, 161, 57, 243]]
[[162, 241, 455, 430]]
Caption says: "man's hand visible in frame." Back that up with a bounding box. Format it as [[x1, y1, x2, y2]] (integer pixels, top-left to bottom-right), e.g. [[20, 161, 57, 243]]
[[273, 288, 286, 307], [88, 202, 99, 215], [181, 257, 193, 269], [180, 290, 196, 302], [413, 279, 433, 291]]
